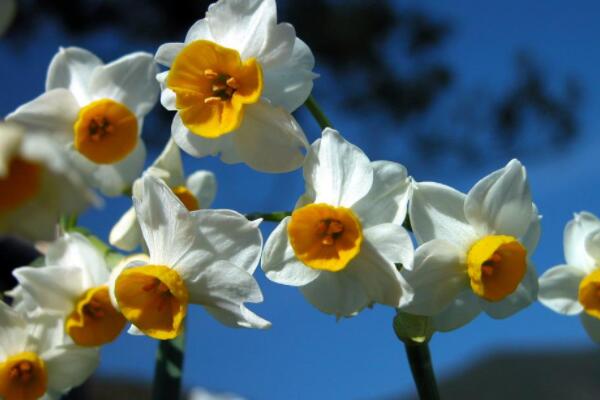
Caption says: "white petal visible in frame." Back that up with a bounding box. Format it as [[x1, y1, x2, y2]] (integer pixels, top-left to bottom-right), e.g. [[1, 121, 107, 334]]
[[184, 19, 213, 43], [304, 128, 372, 207], [400, 239, 468, 315], [262, 37, 317, 112], [564, 212, 600, 272], [109, 206, 142, 251], [89, 52, 159, 117], [344, 238, 412, 309], [480, 262, 538, 319], [585, 230, 600, 265], [352, 161, 411, 229], [363, 223, 414, 270], [187, 260, 270, 329], [0, 302, 27, 360], [134, 175, 195, 267], [538, 264, 585, 315], [187, 170, 217, 209], [580, 313, 600, 344], [232, 101, 308, 173], [174, 209, 262, 278], [409, 181, 477, 250], [46, 232, 110, 287], [148, 138, 185, 187], [299, 270, 369, 317], [75, 139, 146, 197], [154, 42, 184, 67], [0, 121, 23, 176], [430, 290, 481, 332], [171, 113, 241, 163], [157, 71, 177, 111], [206, 0, 276, 59], [521, 205, 541, 253], [261, 217, 321, 286], [45, 47, 103, 105], [256, 22, 294, 68], [44, 345, 99, 394], [6, 89, 79, 139], [465, 159, 534, 238], [12, 266, 84, 314], [127, 325, 145, 336]]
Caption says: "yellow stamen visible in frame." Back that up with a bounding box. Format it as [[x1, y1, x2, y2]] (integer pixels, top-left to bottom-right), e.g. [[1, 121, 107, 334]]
[[65, 286, 127, 347], [0, 157, 42, 213], [167, 40, 263, 138], [115, 265, 188, 340], [287, 203, 363, 272], [0, 352, 47, 400], [73, 98, 138, 164], [172, 186, 200, 211], [467, 235, 527, 301], [579, 269, 600, 319]]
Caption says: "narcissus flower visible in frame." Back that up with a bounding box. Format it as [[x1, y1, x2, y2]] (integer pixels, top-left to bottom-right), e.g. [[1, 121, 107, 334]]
[[0, 121, 96, 241], [110, 139, 216, 251], [111, 175, 269, 339], [12, 233, 126, 347], [0, 302, 98, 400], [155, 0, 316, 173], [262, 128, 413, 317], [539, 212, 600, 343], [7, 47, 159, 196], [401, 159, 540, 332]]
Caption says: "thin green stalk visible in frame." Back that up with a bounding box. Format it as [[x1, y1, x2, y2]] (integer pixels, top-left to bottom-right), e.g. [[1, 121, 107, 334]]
[[245, 211, 291, 222], [304, 95, 333, 130], [404, 341, 440, 400], [152, 332, 185, 400]]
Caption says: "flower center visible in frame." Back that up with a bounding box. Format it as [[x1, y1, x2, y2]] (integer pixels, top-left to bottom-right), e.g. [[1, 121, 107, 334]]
[[287, 203, 363, 272], [167, 40, 263, 139], [466, 235, 527, 301], [578, 269, 600, 319], [114, 265, 188, 340], [0, 157, 42, 213], [172, 185, 199, 211], [73, 98, 138, 164], [65, 286, 127, 347], [0, 352, 47, 400]]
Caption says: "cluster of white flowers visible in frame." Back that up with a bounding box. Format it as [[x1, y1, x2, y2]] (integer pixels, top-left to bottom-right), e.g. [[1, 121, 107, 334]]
[[0, 0, 597, 398]]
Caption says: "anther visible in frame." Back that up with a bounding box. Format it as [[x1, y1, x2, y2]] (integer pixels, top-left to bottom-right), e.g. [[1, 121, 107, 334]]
[[204, 69, 219, 79], [204, 96, 222, 105], [226, 77, 239, 89]]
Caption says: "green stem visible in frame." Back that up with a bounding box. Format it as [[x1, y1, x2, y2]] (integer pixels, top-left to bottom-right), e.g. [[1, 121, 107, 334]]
[[304, 95, 333, 130], [152, 332, 185, 400], [404, 341, 440, 400], [59, 214, 78, 231], [245, 211, 291, 222]]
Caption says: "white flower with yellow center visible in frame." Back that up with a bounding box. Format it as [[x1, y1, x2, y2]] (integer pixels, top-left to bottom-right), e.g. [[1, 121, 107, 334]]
[[7, 47, 159, 196], [11, 233, 127, 348], [539, 212, 600, 343], [262, 128, 414, 317], [110, 175, 269, 340], [400, 159, 541, 332], [0, 121, 97, 241], [155, 0, 316, 173], [109, 139, 216, 251], [0, 302, 98, 400]]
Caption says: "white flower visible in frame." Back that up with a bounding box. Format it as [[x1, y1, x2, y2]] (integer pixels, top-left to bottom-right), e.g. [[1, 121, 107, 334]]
[[0, 302, 98, 400], [262, 128, 413, 317], [109, 139, 217, 251], [155, 0, 316, 173], [0, 121, 97, 241], [7, 47, 159, 196], [539, 212, 600, 343], [110, 175, 269, 340], [11, 233, 126, 347], [400, 159, 540, 332]]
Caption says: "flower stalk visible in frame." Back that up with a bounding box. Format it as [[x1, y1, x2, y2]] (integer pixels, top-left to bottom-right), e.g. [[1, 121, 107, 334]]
[[245, 211, 291, 222], [152, 331, 185, 400], [304, 95, 333, 129], [404, 340, 440, 400]]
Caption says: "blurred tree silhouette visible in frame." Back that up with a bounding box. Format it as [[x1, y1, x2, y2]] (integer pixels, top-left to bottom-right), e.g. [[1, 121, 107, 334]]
[[4, 0, 582, 164]]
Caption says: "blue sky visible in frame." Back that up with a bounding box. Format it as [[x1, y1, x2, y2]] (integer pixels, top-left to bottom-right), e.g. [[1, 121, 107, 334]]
[[2, 1, 600, 399]]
